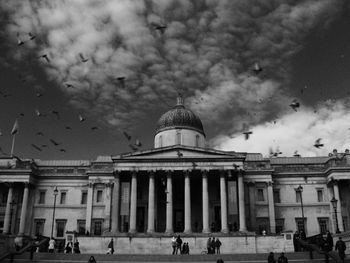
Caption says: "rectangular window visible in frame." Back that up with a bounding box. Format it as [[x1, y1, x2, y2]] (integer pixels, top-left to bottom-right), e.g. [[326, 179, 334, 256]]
[[56, 220, 66, 237], [77, 220, 86, 235], [176, 131, 181, 145], [38, 191, 46, 204], [60, 192, 66, 204], [317, 189, 324, 202], [93, 220, 103, 236], [34, 219, 45, 236], [257, 189, 264, 201], [96, 190, 103, 203], [295, 218, 306, 233], [81, 191, 88, 204], [275, 219, 284, 234], [296, 191, 301, 203], [343, 217, 348, 232], [273, 189, 281, 203], [318, 218, 329, 234]]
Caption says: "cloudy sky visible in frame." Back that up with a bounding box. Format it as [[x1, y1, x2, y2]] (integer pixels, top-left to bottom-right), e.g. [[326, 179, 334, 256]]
[[0, 0, 350, 160]]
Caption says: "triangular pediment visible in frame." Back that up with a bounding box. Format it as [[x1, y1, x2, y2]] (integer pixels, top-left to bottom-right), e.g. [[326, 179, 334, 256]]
[[112, 145, 245, 161]]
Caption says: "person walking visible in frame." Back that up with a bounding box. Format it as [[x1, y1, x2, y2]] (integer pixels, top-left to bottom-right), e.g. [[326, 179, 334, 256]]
[[107, 238, 114, 254], [293, 231, 300, 252], [64, 241, 73, 253], [48, 238, 55, 253], [176, 235, 182, 254], [73, 239, 80, 254], [215, 238, 222, 254], [335, 237, 346, 261], [268, 252, 276, 263], [171, 236, 177, 255], [322, 238, 332, 263], [326, 231, 333, 251], [211, 237, 216, 254], [88, 256, 97, 263], [277, 252, 288, 263], [207, 237, 212, 254]]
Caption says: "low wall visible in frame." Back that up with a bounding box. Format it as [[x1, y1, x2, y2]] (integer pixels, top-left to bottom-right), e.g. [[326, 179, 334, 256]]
[[77, 233, 293, 254]]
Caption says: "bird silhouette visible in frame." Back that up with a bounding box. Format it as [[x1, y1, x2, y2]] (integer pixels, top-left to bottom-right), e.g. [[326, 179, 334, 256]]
[[52, 111, 60, 120], [155, 24, 167, 34], [269, 147, 282, 157], [35, 109, 45, 117], [50, 139, 61, 146], [253, 62, 262, 74], [36, 92, 43, 97], [129, 144, 138, 152], [289, 99, 300, 112], [65, 126, 72, 130], [79, 53, 89, 62], [293, 151, 301, 157], [242, 123, 253, 140], [91, 126, 99, 130], [123, 131, 131, 141], [134, 139, 142, 147], [36, 132, 44, 136], [314, 138, 324, 148], [28, 32, 36, 40], [0, 90, 11, 98], [31, 144, 42, 152], [116, 77, 126, 89], [17, 32, 24, 46], [39, 54, 50, 63], [64, 83, 75, 88], [59, 149, 66, 152], [78, 114, 85, 122], [41, 144, 48, 148]]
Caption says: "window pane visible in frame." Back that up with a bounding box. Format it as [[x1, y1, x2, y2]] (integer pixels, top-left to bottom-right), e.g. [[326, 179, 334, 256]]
[[60, 192, 66, 204], [56, 221, 66, 237], [318, 218, 328, 234], [77, 220, 86, 235], [296, 192, 301, 203], [94, 221, 102, 235], [317, 190, 323, 202], [273, 190, 280, 203], [81, 192, 87, 204], [34, 220, 45, 236], [39, 191, 46, 204], [257, 189, 264, 201], [96, 190, 103, 203]]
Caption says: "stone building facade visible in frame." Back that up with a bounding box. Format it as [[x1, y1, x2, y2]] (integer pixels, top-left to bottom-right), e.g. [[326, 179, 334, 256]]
[[0, 97, 349, 246]]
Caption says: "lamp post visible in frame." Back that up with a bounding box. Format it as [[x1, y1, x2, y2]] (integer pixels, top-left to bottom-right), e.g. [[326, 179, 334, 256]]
[[296, 185, 305, 232], [331, 197, 340, 234], [50, 186, 59, 238], [9, 199, 16, 234]]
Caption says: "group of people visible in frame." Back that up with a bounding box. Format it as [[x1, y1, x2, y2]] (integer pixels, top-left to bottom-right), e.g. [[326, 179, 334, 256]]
[[207, 237, 222, 254], [46, 237, 80, 254], [171, 235, 190, 254], [292, 230, 307, 252], [267, 252, 288, 263]]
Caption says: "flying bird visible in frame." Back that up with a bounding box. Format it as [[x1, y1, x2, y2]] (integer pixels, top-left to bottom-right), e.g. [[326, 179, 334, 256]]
[[91, 126, 99, 131], [65, 126, 72, 130], [0, 90, 11, 98], [78, 114, 85, 122], [35, 109, 44, 117], [39, 54, 50, 63], [36, 92, 43, 97], [50, 139, 61, 146], [59, 149, 66, 152], [242, 123, 253, 140], [19, 113, 25, 117], [253, 62, 263, 74], [31, 144, 42, 152], [41, 144, 48, 148], [129, 144, 138, 152], [52, 110, 60, 120], [17, 32, 24, 46], [116, 77, 126, 89], [123, 131, 131, 141], [293, 151, 301, 157], [289, 99, 300, 112], [36, 132, 44, 136], [269, 147, 282, 157], [314, 138, 324, 148], [28, 32, 36, 40], [134, 139, 142, 147], [155, 24, 167, 34], [64, 83, 75, 88], [79, 53, 89, 63]]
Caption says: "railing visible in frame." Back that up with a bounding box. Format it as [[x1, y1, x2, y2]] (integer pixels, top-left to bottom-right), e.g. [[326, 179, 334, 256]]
[[0, 235, 50, 262]]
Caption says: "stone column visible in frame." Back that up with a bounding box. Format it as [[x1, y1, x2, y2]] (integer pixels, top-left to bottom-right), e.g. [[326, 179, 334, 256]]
[[104, 182, 112, 232], [85, 182, 94, 234], [147, 171, 155, 233], [202, 171, 210, 233], [333, 181, 344, 232], [238, 171, 247, 231], [220, 172, 229, 233], [3, 183, 14, 234], [184, 171, 192, 233], [129, 171, 137, 233], [267, 182, 276, 234], [18, 182, 30, 236], [248, 182, 256, 231], [111, 173, 120, 233], [165, 171, 173, 234]]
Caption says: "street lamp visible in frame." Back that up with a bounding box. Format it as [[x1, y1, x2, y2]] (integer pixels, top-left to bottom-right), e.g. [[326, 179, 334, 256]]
[[296, 185, 305, 232], [9, 199, 16, 234], [50, 186, 59, 238], [330, 197, 340, 234]]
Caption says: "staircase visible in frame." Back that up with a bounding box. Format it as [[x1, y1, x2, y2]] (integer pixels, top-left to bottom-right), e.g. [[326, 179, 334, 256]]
[[2, 251, 344, 263]]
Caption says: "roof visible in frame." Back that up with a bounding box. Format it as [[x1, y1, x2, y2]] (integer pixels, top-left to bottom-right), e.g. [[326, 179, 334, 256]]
[[245, 153, 264, 161], [34, 160, 90, 166], [269, 156, 330, 165], [95, 156, 113, 162]]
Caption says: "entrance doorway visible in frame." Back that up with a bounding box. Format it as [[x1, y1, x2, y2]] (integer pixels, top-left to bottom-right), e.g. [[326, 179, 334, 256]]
[[174, 209, 184, 232], [137, 207, 145, 232], [214, 206, 221, 232]]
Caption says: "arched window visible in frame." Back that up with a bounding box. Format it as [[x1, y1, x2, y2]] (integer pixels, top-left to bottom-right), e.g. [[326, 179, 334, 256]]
[[176, 130, 181, 145], [195, 134, 200, 147], [159, 135, 163, 147]]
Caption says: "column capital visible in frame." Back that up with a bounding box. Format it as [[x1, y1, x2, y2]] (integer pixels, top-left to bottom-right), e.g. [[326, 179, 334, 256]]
[[247, 181, 255, 187], [201, 170, 208, 177], [148, 170, 155, 177], [5, 182, 14, 188]]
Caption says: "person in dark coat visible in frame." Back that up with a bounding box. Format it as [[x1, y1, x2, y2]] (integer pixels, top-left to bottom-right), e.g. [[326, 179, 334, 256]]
[[326, 231, 333, 251], [73, 239, 80, 254], [268, 252, 276, 263], [64, 241, 73, 254], [216, 258, 224, 263], [322, 238, 332, 263], [215, 238, 222, 254], [211, 237, 216, 254], [277, 252, 288, 263], [335, 237, 346, 261], [207, 237, 212, 254], [176, 235, 182, 254], [88, 256, 97, 263], [293, 231, 300, 252], [107, 238, 114, 254]]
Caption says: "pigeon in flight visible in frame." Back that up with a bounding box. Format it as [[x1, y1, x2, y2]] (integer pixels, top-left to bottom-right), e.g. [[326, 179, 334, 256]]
[[155, 24, 167, 34], [36, 131, 44, 136], [253, 62, 263, 74], [289, 99, 300, 112], [129, 144, 138, 152], [28, 32, 36, 40], [59, 149, 66, 152], [39, 54, 50, 63], [123, 131, 131, 141], [242, 123, 253, 140], [314, 138, 324, 148], [65, 126, 72, 130], [79, 53, 89, 63], [50, 139, 61, 146], [293, 151, 301, 157], [41, 144, 48, 148], [64, 83, 75, 89], [116, 77, 126, 89], [36, 92, 43, 98], [17, 32, 24, 46], [35, 109, 42, 117], [91, 126, 99, 131], [31, 144, 42, 152], [52, 110, 60, 120], [78, 114, 85, 122]]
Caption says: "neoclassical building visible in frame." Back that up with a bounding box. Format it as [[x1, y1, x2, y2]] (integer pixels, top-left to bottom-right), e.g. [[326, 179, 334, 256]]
[[0, 96, 349, 246]]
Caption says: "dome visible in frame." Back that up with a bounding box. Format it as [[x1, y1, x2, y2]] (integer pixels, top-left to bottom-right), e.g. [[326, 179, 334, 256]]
[[155, 96, 205, 136]]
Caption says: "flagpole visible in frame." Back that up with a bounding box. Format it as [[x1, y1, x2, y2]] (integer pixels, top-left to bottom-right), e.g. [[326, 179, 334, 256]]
[[10, 134, 16, 157]]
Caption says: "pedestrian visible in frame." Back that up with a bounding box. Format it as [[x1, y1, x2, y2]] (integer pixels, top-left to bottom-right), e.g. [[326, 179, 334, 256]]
[[64, 241, 73, 254], [277, 252, 288, 263], [176, 235, 182, 254], [14, 236, 23, 251], [293, 231, 300, 252], [182, 242, 189, 254], [48, 238, 55, 253], [171, 236, 177, 255], [215, 238, 222, 254], [207, 237, 212, 254], [326, 231, 333, 251], [216, 258, 224, 263], [322, 238, 331, 263], [73, 239, 80, 254], [335, 237, 346, 261], [300, 230, 306, 241], [107, 238, 114, 254], [88, 256, 97, 263], [211, 237, 216, 254], [268, 252, 276, 263]]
